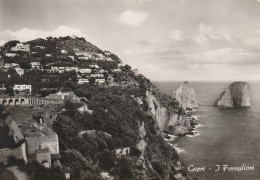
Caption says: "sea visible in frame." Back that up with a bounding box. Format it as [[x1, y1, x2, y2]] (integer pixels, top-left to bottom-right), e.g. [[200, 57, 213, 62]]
[[153, 81, 260, 180]]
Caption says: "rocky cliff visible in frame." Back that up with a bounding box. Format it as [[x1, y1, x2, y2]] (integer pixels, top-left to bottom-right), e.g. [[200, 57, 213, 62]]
[[146, 88, 191, 135], [215, 81, 251, 107], [172, 81, 198, 109]]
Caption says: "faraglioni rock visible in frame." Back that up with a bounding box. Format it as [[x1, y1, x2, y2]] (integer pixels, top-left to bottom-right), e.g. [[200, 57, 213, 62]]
[[172, 81, 198, 109], [214, 81, 251, 107]]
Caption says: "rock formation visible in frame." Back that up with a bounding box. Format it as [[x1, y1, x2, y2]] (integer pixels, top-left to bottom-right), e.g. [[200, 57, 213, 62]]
[[146, 90, 191, 135], [172, 81, 198, 109], [215, 81, 251, 107]]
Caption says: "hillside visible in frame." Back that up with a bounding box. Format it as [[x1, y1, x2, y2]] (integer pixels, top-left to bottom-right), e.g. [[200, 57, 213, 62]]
[[0, 37, 192, 180]]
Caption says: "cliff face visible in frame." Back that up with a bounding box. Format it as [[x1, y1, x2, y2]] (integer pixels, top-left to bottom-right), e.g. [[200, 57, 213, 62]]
[[145, 91, 170, 130], [146, 90, 190, 135], [215, 82, 251, 107], [172, 81, 198, 109]]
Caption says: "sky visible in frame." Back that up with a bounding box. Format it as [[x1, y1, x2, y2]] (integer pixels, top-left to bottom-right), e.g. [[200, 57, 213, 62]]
[[0, 0, 260, 81]]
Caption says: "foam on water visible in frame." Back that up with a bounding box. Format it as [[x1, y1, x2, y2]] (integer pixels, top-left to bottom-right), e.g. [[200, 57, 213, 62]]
[[186, 131, 200, 137], [169, 143, 186, 154], [195, 123, 206, 128], [164, 134, 177, 142]]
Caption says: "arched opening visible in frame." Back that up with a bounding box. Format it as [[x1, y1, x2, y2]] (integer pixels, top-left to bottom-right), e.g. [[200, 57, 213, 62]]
[[14, 99, 19, 105], [20, 99, 25, 105], [9, 99, 13, 105], [2, 100, 7, 106]]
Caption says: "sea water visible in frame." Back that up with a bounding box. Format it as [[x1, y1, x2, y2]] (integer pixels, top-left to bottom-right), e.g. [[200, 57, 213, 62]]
[[154, 81, 260, 180]]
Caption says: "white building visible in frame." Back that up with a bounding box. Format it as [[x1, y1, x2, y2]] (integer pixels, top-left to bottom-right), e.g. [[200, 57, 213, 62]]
[[99, 69, 108, 73], [90, 74, 104, 78], [11, 43, 30, 52], [95, 79, 105, 84], [89, 64, 99, 69], [78, 57, 89, 60], [61, 50, 68, 54], [13, 84, 32, 94], [64, 67, 78, 72], [68, 56, 75, 60], [77, 79, 89, 84], [45, 54, 52, 57], [34, 46, 45, 49], [113, 68, 121, 72], [15, 67, 24, 76], [104, 51, 112, 56], [5, 53, 17, 57], [30, 62, 41, 69], [4, 63, 19, 69], [74, 50, 91, 57], [79, 68, 91, 74]]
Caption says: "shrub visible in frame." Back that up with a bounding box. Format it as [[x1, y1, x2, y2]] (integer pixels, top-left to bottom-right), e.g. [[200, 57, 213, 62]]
[[130, 146, 142, 157], [98, 151, 116, 171], [152, 161, 164, 175]]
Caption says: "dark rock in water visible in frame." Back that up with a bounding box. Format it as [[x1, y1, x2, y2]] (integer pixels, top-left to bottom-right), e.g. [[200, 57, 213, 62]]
[[164, 134, 171, 139], [214, 82, 251, 107]]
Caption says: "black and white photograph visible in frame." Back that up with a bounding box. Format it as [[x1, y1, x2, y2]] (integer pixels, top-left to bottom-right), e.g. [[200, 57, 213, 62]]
[[0, 0, 259, 179]]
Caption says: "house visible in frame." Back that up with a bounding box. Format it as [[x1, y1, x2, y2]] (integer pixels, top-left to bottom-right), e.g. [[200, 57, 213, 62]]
[[60, 50, 68, 54], [45, 54, 52, 57], [77, 79, 89, 84], [34, 46, 45, 49], [90, 73, 104, 78], [89, 64, 99, 68], [64, 67, 78, 72], [0, 84, 6, 93], [4, 63, 19, 69], [15, 67, 24, 76], [99, 69, 108, 73], [46, 91, 81, 102], [5, 53, 17, 57], [113, 68, 121, 72], [68, 56, 75, 60], [13, 84, 32, 94], [104, 51, 112, 56], [74, 49, 91, 57], [95, 79, 105, 84], [11, 43, 30, 52], [115, 147, 130, 157], [30, 62, 41, 69], [78, 68, 91, 74], [78, 56, 89, 60]]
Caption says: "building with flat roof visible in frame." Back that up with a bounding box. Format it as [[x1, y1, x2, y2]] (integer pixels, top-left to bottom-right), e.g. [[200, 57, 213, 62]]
[[13, 84, 32, 94]]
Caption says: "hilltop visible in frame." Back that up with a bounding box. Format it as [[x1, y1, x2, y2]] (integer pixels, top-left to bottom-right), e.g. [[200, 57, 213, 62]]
[[0, 36, 193, 180]]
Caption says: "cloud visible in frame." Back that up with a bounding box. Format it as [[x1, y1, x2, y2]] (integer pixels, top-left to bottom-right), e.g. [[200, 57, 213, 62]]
[[185, 48, 258, 65], [193, 23, 235, 45], [169, 29, 183, 40], [123, 49, 134, 55], [194, 34, 209, 44], [117, 10, 148, 26], [0, 25, 88, 44]]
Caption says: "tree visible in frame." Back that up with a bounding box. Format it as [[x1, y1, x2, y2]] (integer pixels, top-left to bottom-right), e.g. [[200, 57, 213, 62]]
[[98, 151, 116, 171], [119, 158, 133, 179], [4, 40, 20, 50]]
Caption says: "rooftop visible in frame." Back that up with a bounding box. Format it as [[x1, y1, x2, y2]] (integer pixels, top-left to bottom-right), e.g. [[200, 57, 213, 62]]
[[36, 148, 50, 154], [20, 125, 43, 138]]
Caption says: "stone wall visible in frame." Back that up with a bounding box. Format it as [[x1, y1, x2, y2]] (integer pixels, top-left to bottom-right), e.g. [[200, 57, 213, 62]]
[[0, 143, 27, 164], [26, 132, 59, 155], [8, 120, 24, 143]]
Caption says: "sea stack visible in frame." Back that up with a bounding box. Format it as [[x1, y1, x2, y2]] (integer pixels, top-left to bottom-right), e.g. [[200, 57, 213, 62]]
[[214, 82, 251, 107], [172, 81, 198, 109]]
